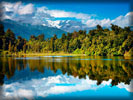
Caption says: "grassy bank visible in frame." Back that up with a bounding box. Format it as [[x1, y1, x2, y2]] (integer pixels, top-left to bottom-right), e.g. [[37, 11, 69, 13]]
[[0, 51, 132, 58], [0, 51, 86, 57]]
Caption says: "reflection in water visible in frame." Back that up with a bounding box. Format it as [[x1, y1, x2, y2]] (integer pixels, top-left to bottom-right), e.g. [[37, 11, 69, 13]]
[[0, 56, 133, 86], [0, 56, 133, 99]]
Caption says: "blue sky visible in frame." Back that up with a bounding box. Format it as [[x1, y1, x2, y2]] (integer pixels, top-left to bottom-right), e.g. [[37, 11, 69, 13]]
[[0, 0, 132, 29], [36, 2, 129, 20]]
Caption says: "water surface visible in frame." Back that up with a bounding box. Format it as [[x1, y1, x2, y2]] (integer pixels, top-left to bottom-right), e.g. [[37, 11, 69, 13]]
[[0, 56, 133, 100]]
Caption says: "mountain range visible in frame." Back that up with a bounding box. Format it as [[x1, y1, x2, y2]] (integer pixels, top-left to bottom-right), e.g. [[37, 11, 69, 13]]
[[1, 19, 96, 40], [2, 19, 131, 40], [43, 20, 93, 33], [1, 19, 67, 40]]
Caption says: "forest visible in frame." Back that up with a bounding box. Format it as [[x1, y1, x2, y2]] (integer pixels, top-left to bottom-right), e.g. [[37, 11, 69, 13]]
[[0, 24, 133, 56]]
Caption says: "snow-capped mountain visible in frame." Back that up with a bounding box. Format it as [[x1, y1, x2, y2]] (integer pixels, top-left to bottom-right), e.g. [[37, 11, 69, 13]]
[[1, 18, 95, 40], [1, 19, 66, 40], [43, 20, 91, 33]]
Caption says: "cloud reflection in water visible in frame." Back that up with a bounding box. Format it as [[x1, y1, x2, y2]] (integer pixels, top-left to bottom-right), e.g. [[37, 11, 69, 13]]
[[2, 74, 132, 100]]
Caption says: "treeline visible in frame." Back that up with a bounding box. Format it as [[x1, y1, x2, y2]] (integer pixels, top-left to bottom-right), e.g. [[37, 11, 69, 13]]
[[0, 24, 133, 56]]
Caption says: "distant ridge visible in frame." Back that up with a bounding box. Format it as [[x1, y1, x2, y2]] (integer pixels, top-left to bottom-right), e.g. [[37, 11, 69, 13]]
[[1, 19, 67, 40]]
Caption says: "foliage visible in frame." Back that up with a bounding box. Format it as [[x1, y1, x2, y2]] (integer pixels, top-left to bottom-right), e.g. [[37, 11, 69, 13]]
[[0, 24, 133, 56]]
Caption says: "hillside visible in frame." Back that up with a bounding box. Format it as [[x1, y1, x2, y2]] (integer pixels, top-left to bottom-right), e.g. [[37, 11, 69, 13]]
[[0, 24, 132, 56], [1, 19, 66, 40]]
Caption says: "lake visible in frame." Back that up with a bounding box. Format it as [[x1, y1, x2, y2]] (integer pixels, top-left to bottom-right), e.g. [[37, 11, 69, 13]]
[[0, 56, 133, 100]]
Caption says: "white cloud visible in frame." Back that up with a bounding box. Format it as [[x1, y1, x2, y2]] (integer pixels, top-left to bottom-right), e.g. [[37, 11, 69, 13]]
[[0, 1, 21, 20], [0, 1, 132, 30], [0, 1, 35, 21], [13, 2, 22, 13], [18, 3, 34, 15], [111, 16, 128, 27], [1, 74, 132, 100], [86, 19, 100, 27], [47, 10, 91, 20], [1, 75, 99, 99], [1, 1, 20, 12], [86, 12, 132, 28], [5, 89, 35, 100], [101, 18, 111, 27], [117, 79, 133, 92], [111, 12, 133, 27], [1, 1, 34, 15], [36, 6, 93, 20]]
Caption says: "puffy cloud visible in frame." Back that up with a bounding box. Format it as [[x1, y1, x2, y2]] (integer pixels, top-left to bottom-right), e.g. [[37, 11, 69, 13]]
[[0, 1, 132, 30], [4, 89, 35, 100], [46, 10, 91, 20], [1, 74, 132, 100], [112, 12, 133, 27], [0, 1, 21, 20], [86, 12, 132, 28], [1, 1, 34, 15], [101, 18, 111, 27], [1, 75, 100, 99], [111, 15, 129, 27], [86, 19, 100, 27], [0, 1, 35, 21], [86, 18, 112, 28], [36, 6, 93, 20], [1, 1, 21, 12], [117, 79, 133, 92], [18, 3, 35, 15], [0, 2, 93, 25]]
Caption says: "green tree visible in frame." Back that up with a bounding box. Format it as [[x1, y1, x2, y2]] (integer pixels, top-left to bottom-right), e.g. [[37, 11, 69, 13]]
[[61, 33, 66, 42], [50, 38, 54, 52], [64, 40, 69, 52], [96, 24, 103, 31], [0, 24, 5, 49], [37, 34, 44, 41], [30, 35, 36, 41]]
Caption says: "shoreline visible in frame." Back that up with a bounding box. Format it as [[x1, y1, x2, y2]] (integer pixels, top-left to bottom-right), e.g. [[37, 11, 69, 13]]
[[0, 52, 86, 57], [0, 52, 132, 59], [0, 51, 132, 58]]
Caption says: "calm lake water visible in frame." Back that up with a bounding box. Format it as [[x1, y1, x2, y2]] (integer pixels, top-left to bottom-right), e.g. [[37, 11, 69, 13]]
[[0, 56, 133, 100]]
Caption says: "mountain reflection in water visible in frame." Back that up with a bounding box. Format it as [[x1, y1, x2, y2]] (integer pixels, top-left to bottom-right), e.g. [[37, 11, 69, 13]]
[[0, 56, 133, 100]]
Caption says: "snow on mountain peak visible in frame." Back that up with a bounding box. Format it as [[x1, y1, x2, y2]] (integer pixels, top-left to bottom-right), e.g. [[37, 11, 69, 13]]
[[41, 19, 90, 32], [47, 20, 61, 28]]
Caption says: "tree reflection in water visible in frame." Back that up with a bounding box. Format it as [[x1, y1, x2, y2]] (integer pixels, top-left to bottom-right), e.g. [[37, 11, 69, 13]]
[[0, 56, 133, 86]]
